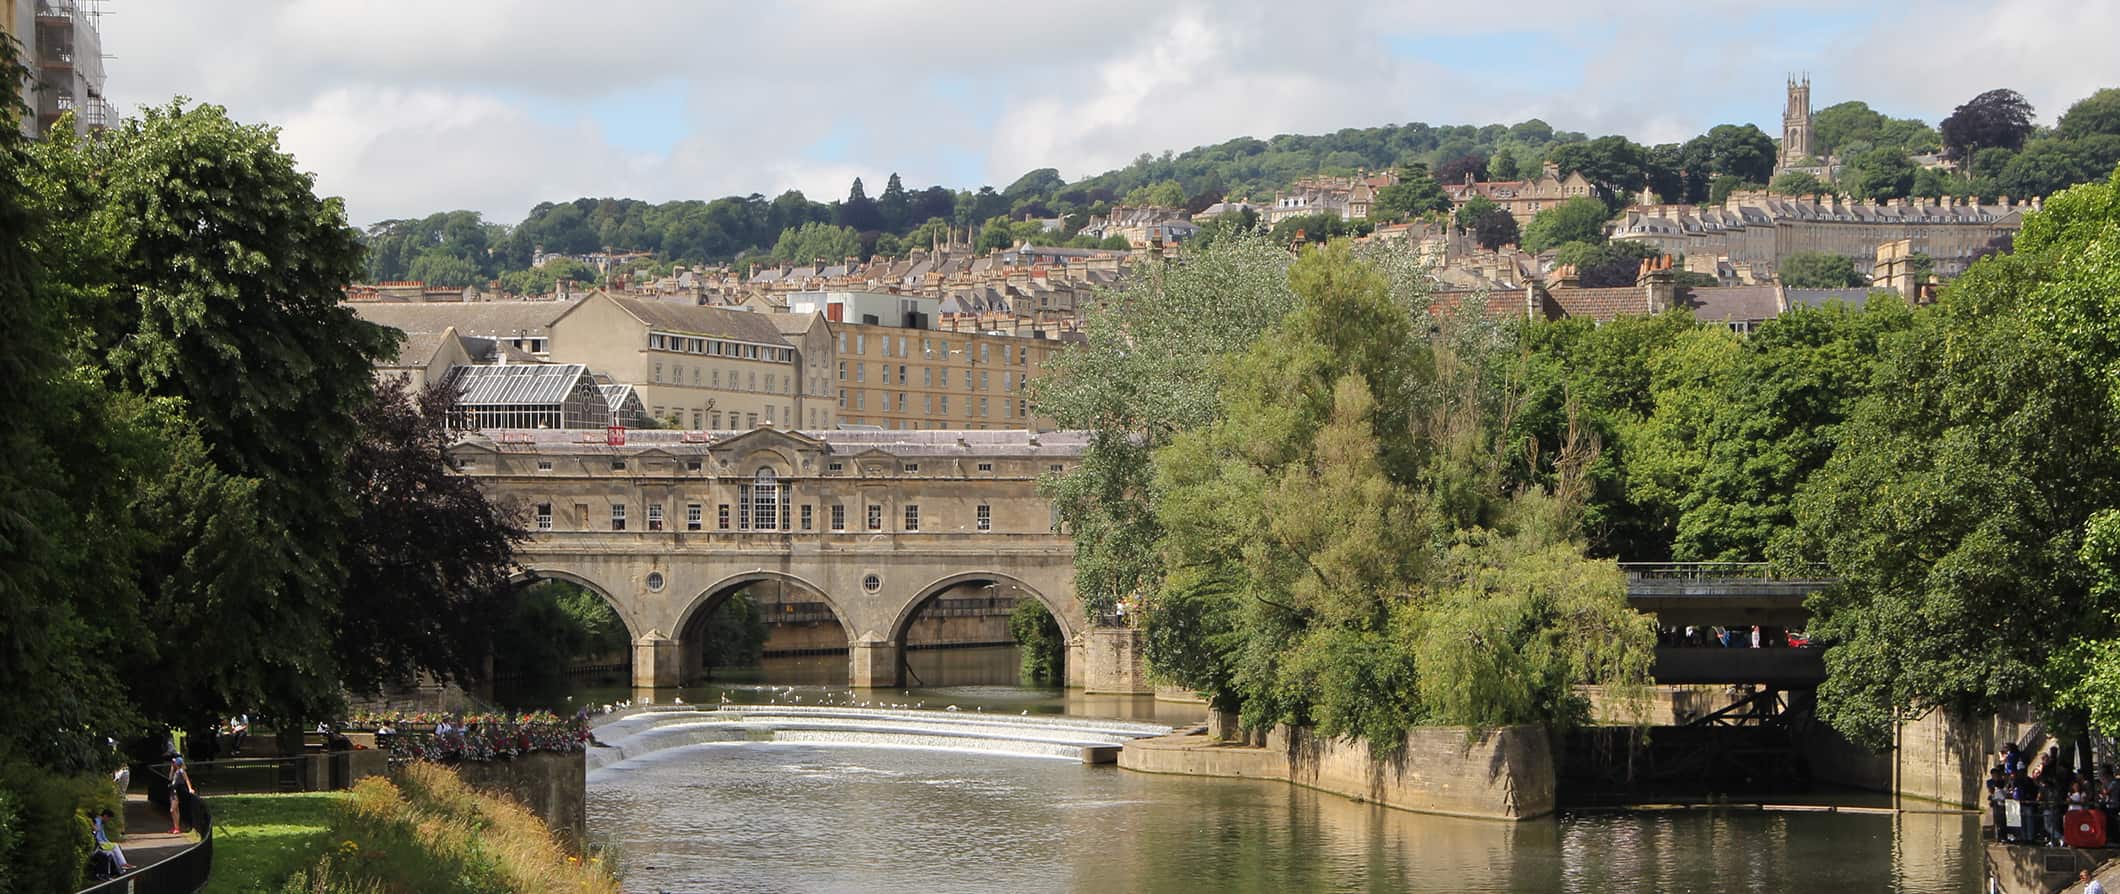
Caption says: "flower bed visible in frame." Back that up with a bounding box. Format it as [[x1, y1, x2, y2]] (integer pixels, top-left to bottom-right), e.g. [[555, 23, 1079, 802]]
[[345, 711, 588, 764]]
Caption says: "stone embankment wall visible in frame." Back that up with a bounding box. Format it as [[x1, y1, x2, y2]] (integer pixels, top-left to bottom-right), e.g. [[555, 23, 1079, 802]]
[[1894, 704, 2038, 807], [450, 751, 587, 852], [1083, 627, 1153, 694], [1120, 724, 1554, 821]]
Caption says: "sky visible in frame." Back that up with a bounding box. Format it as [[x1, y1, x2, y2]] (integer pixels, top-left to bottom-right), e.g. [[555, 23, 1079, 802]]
[[98, 0, 2120, 227]]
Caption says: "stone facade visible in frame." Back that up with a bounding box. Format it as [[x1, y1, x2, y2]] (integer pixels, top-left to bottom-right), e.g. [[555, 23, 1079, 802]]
[[1442, 163, 1598, 226], [1610, 191, 2027, 280], [449, 427, 1095, 690], [1120, 724, 1557, 821], [827, 321, 1060, 431]]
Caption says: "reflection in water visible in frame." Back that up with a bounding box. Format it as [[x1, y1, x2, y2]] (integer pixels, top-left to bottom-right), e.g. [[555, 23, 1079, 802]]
[[588, 742, 1980, 894]]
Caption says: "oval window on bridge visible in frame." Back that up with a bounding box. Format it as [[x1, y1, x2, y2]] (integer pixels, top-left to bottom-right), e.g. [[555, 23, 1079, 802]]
[[646, 571, 665, 592], [862, 573, 882, 594]]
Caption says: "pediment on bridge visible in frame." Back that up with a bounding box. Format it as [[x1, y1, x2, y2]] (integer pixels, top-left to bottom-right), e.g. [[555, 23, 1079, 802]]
[[444, 440, 500, 458], [708, 426, 825, 473]]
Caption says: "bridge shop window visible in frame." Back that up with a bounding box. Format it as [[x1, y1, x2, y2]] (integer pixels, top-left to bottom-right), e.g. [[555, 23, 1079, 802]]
[[800, 505, 813, 531], [536, 459, 554, 472], [867, 504, 882, 531], [977, 504, 991, 532], [831, 504, 846, 531], [977, 462, 993, 472], [686, 504, 703, 531], [535, 503, 553, 531], [718, 504, 730, 530], [611, 459, 627, 471], [610, 504, 626, 531], [647, 503, 664, 531], [903, 504, 920, 532]]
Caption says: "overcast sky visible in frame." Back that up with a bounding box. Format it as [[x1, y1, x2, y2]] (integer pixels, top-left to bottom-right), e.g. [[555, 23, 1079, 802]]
[[99, 0, 2120, 226]]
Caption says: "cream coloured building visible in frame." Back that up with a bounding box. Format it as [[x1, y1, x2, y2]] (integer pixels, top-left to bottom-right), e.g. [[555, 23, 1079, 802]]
[[1609, 192, 2028, 280], [546, 292, 820, 431], [825, 321, 1061, 431]]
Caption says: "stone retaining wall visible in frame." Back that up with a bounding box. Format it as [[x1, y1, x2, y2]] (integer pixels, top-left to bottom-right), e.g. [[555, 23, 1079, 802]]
[[1120, 724, 1554, 821], [449, 751, 586, 852]]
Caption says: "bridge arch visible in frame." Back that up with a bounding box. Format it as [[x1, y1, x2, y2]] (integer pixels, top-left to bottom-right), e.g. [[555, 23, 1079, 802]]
[[507, 568, 644, 642], [677, 569, 858, 644], [887, 570, 1078, 646]]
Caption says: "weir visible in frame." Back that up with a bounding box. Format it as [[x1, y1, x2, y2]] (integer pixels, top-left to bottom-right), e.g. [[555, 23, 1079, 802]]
[[588, 706, 1172, 774]]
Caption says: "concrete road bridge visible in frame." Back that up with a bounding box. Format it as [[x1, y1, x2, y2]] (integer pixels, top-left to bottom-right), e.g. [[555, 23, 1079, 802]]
[[1622, 562, 1837, 687]]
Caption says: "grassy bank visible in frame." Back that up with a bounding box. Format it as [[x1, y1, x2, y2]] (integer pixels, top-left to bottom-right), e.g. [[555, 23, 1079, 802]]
[[204, 793, 349, 894], [278, 763, 616, 893]]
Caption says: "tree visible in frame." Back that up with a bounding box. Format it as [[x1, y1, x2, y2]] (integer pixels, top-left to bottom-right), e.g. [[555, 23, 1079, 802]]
[[1453, 196, 1519, 250], [1269, 212, 1369, 245], [1522, 197, 1611, 253], [335, 377, 524, 695], [1770, 170, 1826, 196], [1003, 167, 1066, 200], [1554, 240, 1657, 288], [877, 173, 911, 232], [1842, 147, 1916, 201], [1548, 135, 1650, 206], [770, 221, 861, 263], [1708, 175, 1763, 205], [2060, 88, 2120, 140], [834, 177, 883, 233], [1488, 150, 1521, 181], [1812, 101, 1941, 158], [1684, 124, 1777, 187], [1997, 138, 2120, 200], [1941, 88, 2036, 160], [1778, 251, 1869, 288], [1434, 153, 1487, 186], [1370, 163, 1450, 221]]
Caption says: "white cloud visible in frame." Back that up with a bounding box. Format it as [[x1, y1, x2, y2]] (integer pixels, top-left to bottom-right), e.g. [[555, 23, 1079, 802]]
[[96, 1, 2120, 224]]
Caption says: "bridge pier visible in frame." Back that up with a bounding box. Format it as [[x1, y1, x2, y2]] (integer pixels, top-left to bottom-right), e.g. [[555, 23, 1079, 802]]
[[849, 639, 902, 689], [633, 631, 682, 690]]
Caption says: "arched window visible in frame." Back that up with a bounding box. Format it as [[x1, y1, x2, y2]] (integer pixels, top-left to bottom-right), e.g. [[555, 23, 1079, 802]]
[[751, 467, 780, 532]]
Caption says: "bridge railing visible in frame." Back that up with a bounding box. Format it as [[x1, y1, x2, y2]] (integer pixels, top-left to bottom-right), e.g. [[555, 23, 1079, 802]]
[[1618, 561, 1835, 583]]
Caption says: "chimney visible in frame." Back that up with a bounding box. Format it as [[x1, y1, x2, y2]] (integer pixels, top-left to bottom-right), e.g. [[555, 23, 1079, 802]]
[[1638, 254, 1678, 314], [1552, 264, 1580, 290]]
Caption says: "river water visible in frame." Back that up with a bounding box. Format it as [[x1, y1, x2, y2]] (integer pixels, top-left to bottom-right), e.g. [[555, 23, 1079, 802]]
[[574, 646, 1984, 894]]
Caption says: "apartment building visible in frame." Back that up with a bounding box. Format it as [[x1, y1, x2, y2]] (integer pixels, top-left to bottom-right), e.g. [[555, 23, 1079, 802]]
[[547, 292, 815, 431], [827, 322, 1059, 431], [10, 0, 112, 138]]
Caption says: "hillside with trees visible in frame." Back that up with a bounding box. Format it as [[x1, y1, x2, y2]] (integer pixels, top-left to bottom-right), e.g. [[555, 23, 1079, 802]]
[[364, 84, 2120, 293]]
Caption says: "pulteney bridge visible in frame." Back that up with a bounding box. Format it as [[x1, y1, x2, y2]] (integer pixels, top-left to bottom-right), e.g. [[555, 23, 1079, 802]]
[[1623, 562, 1837, 687], [446, 427, 1139, 692]]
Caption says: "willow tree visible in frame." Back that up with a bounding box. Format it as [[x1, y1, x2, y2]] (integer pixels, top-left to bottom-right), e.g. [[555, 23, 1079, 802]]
[[1146, 241, 1652, 747]]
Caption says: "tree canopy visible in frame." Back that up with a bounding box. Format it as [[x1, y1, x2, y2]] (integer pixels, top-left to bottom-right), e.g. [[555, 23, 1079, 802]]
[[1522, 197, 1612, 253], [1941, 88, 2037, 160]]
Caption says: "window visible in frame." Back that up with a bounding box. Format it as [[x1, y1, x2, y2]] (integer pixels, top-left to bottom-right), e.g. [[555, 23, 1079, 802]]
[[687, 458, 703, 472], [751, 468, 780, 532], [856, 392, 866, 410], [838, 332, 847, 353], [535, 503, 553, 531], [1050, 464, 1065, 472], [686, 504, 703, 531], [693, 368, 702, 385], [922, 367, 933, 387], [922, 394, 933, 414], [536, 459, 554, 471], [766, 405, 775, 424], [766, 373, 776, 393], [977, 462, 993, 472], [654, 363, 663, 383], [801, 504, 813, 531], [980, 371, 990, 390], [831, 504, 846, 531], [867, 504, 883, 531], [979, 397, 990, 417], [963, 369, 973, 389], [1004, 372, 1015, 391], [897, 365, 908, 384], [610, 504, 627, 531], [896, 393, 906, 411], [746, 413, 758, 428], [611, 460, 627, 471], [904, 463, 920, 473], [897, 337, 907, 357], [711, 411, 723, 429], [713, 369, 722, 387], [903, 504, 920, 532], [749, 371, 758, 391], [977, 504, 991, 531], [828, 462, 844, 472], [837, 361, 847, 381], [856, 334, 866, 354], [940, 395, 949, 414], [718, 504, 731, 530], [856, 363, 866, 383], [692, 409, 703, 429], [647, 503, 664, 531], [838, 391, 848, 408]]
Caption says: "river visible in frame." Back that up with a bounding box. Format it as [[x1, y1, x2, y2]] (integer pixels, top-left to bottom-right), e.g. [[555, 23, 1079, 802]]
[[567, 646, 1984, 893]]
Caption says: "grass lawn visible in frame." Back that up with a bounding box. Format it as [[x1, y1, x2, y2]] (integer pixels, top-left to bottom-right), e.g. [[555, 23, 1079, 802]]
[[201, 792, 347, 894]]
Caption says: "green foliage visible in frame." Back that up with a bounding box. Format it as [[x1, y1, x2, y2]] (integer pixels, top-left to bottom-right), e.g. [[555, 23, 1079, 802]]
[[1522, 197, 1611, 253], [770, 221, 863, 264], [493, 581, 628, 706], [1453, 195, 1519, 250], [1843, 147, 1916, 200], [204, 792, 347, 894], [1553, 240, 1657, 288], [1268, 212, 1370, 245], [497, 258, 594, 296], [0, 761, 119, 894], [2060, 89, 2120, 140], [1811, 101, 1941, 158], [1770, 171, 1826, 196], [1370, 163, 1450, 221], [1707, 175, 1763, 205], [1941, 88, 2037, 160], [1008, 600, 1066, 684], [1778, 251, 1869, 288], [1138, 242, 1653, 746], [1548, 135, 1650, 205], [695, 592, 769, 672]]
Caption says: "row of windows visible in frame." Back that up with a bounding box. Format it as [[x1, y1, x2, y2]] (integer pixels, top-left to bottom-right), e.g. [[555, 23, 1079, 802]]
[[833, 391, 1029, 419], [648, 332, 794, 364], [518, 459, 1052, 475], [834, 332, 1035, 366], [836, 363, 1027, 392], [652, 363, 797, 395], [646, 405, 792, 429], [532, 501, 993, 533]]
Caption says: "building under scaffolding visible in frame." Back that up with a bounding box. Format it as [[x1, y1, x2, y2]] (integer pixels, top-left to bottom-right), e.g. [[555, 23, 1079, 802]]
[[8, 0, 113, 138], [446, 363, 611, 431]]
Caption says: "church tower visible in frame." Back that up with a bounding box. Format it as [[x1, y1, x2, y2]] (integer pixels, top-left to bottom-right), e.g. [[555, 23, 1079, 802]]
[[1779, 75, 1813, 168]]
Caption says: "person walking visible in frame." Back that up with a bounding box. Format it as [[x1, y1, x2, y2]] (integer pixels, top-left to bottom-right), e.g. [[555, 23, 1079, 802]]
[[93, 809, 133, 872], [166, 756, 195, 834], [2082, 869, 2105, 894]]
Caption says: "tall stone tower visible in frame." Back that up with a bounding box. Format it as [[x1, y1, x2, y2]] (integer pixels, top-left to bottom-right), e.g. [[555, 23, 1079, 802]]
[[1779, 75, 1813, 168]]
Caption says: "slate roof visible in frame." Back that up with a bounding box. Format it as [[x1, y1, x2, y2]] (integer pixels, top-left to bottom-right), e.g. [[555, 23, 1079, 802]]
[[350, 301, 565, 340], [453, 427, 1088, 458], [1784, 287, 1880, 309], [1680, 286, 1783, 323], [1545, 287, 1650, 322], [606, 295, 792, 346]]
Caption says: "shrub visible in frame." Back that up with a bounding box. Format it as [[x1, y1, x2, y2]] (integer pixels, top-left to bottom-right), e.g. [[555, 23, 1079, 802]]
[[0, 761, 121, 893]]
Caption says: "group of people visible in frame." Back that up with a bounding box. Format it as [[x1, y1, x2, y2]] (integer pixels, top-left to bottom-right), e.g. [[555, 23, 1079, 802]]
[[1987, 742, 2120, 846], [1656, 624, 1808, 648]]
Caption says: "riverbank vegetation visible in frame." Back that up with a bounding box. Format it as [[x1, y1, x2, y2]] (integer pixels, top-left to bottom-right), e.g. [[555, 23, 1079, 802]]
[[0, 44, 524, 887], [1041, 165, 2120, 755], [1009, 600, 1067, 684]]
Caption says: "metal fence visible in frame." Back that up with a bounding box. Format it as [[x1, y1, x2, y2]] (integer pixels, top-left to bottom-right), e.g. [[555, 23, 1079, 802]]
[[161, 754, 354, 795], [1617, 561, 1835, 582], [78, 776, 213, 894]]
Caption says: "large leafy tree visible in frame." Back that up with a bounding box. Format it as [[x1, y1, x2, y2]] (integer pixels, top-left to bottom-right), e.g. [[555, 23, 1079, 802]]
[[1548, 135, 1650, 206], [1792, 175, 2120, 746], [1522, 196, 1611, 253], [1453, 195, 1519, 250], [2059, 89, 2120, 140], [1370, 163, 1450, 221], [1941, 88, 2037, 161], [1842, 147, 1916, 201], [1778, 251, 1869, 288], [33, 101, 397, 735]]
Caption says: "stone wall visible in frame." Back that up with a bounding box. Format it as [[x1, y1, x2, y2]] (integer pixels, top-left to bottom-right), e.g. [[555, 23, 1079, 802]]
[[1895, 704, 2038, 807], [448, 751, 587, 853], [1082, 627, 1153, 694], [1120, 724, 1555, 821]]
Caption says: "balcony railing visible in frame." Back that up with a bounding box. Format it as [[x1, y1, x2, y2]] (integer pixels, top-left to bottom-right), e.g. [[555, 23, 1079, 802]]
[[1617, 561, 1835, 582]]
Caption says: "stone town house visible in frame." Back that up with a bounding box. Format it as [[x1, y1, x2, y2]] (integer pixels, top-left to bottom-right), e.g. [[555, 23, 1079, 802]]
[[1440, 162, 1598, 226]]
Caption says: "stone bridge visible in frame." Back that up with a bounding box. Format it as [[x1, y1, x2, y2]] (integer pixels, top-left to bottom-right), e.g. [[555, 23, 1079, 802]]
[[1623, 562, 1836, 687], [448, 427, 1145, 693]]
